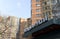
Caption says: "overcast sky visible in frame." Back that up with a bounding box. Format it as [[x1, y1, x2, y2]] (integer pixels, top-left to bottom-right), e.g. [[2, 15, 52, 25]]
[[0, 0, 31, 18]]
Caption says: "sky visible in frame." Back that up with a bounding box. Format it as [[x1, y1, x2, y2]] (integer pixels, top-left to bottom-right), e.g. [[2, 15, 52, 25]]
[[0, 0, 31, 18]]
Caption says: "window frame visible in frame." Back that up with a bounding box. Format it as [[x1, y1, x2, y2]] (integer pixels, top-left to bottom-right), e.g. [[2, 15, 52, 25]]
[[36, 0, 40, 2], [36, 9, 41, 12], [36, 4, 40, 7]]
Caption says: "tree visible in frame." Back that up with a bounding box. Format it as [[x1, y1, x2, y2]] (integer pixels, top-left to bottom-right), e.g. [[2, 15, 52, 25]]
[[0, 17, 12, 39]]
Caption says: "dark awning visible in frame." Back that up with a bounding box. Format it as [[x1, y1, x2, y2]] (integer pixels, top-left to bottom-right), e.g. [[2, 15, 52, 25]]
[[23, 18, 60, 37]]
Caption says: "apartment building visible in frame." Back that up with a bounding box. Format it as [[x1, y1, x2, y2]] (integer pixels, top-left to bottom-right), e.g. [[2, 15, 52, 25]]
[[52, 0, 60, 18], [27, 18, 31, 27], [31, 0, 60, 25], [17, 18, 31, 39], [42, 0, 53, 20], [19, 18, 27, 39], [31, 0, 43, 25]]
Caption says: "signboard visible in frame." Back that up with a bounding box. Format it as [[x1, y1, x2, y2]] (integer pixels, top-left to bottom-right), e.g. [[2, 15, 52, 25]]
[[24, 18, 48, 32]]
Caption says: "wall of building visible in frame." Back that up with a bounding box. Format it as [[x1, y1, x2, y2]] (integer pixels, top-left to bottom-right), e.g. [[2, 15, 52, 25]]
[[18, 18, 32, 39], [19, 18, 28, 39], [27, 18, 32, 27], [31, 0, 43, 25], [31, 0, 59, 25]]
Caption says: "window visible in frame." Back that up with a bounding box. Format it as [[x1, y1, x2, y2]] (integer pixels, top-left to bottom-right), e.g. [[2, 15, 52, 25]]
[[47, 0, 50, 5], [43, 7, 47, 10], [47, 6, 51, 9], [47, 11, 51, 15], [36, 0, 40, 2], [51, 0, 57, 5], [36, 9, 40, 12], [43, 6, 51, 10], [43, 12, 49, 20], [42, 2, 47, 5], [36, 14, 41, 17], [36, 4, 40, 7]]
